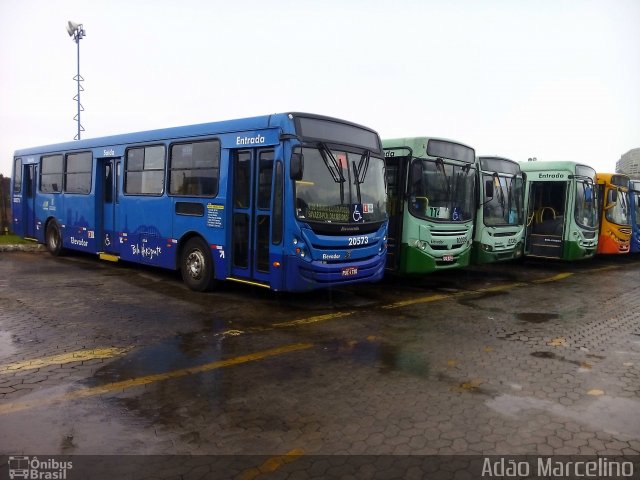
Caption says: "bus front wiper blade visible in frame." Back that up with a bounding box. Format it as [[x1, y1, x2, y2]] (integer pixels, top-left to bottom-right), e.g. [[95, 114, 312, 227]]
[[356, 150, 370, 184], [352, 162, 362, 204], [435, 157, 451, 200], [318, 143, 345, 184], [493, 172, 506, 211], [319, 142, 346, 204]]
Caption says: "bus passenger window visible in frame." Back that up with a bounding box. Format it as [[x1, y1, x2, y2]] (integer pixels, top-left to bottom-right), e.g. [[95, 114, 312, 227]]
[[40, 155, 64, 193], [169, 140, 220, 197], [125, 145, 165, 195]]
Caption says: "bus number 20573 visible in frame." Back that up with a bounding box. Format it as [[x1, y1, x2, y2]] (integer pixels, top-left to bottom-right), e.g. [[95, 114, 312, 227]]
[[348, 236, 369, 246]]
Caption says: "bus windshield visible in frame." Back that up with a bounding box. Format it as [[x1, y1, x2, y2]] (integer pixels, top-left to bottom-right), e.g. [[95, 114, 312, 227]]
[[408, 158, 475, 222], [633, 184, 640, 227], [574, 180, 598, 228], [295, 147, 387, 224], [482, 173, 524, 226], [606, 188, 630, 225]]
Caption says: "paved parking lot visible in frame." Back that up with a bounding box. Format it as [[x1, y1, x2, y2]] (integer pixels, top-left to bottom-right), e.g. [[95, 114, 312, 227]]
[[1, 251, 639, 478]]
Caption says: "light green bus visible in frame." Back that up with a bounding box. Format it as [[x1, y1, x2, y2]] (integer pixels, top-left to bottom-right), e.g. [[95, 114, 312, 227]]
[[383, 137, 476, 274], [520, 160, 598, 260], [471, 156, 526, 264]]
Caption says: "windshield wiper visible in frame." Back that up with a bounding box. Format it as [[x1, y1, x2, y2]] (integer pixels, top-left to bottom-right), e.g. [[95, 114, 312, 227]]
[[318, 143, 344, 183], [492, 172, 506, 214], [435, 158, 451, 200], [356, 150, 370, 184], [318, 142, 346, 204], [351, 150, 371, 205]]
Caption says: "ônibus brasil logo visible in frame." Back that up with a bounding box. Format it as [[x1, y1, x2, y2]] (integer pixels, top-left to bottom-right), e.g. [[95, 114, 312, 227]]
[[7, 456, 73, 479]]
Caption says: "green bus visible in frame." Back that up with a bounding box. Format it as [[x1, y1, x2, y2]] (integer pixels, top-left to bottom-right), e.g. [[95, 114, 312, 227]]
[[520, 161, 598, 260], [383, 137, 476, 274], [471, 156, 526, 264]]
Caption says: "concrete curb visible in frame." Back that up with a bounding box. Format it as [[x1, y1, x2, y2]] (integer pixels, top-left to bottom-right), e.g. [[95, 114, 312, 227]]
[[0, 243, 44, 252]]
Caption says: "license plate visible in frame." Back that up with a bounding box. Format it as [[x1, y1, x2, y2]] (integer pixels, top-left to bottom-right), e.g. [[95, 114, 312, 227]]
[[442, 255, 454, 262], [342, 267, 358, 277]]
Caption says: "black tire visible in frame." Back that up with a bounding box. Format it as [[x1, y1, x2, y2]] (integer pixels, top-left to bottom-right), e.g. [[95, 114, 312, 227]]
[[45, 219, 64, 256], [180, 237, 216, 291]]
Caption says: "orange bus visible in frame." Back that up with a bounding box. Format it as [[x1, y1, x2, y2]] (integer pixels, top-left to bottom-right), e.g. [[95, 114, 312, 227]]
[[596, 173, 631, 254]]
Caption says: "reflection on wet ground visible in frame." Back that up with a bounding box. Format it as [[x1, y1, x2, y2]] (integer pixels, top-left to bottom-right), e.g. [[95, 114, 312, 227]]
[[0, 331, 17, 359], [90, 331, 228, 385], [2, 251, 640, 460], [517, 312, 560, 323], [486, 393, 640, 439], [530, 350, 585, 367], [323, 338, 430, 377]]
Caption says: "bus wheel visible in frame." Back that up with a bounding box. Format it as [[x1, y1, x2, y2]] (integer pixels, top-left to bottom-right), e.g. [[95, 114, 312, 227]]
[[180, 237, 216, 292], [45, 220, 64, 256]]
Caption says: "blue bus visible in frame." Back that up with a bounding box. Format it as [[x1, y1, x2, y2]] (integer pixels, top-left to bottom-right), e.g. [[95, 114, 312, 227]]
[[630, 179, 640, 253], [11, 113, 388, 292]]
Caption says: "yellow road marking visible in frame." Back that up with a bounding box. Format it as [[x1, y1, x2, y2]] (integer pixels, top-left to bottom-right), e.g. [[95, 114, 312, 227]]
[[587, 389, 605, 396], [238, 448, 304, 480], [548, 337, 568, 347], [271, 311, 354, 328], [0, 343, 313, 415], [381, 282, 527, 309], [476, 282, 528, 292], [0, 348, 129, 373], [533, 272, 573, 283], [381, 293, 458, 309], [583, 265, 619, 274]]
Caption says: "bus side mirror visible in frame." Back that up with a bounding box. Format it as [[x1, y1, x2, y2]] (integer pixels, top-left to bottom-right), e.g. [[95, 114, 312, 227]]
[[485, 180, 494, 198], [610, 189, 618, 203], [290, 152, 304, 181]]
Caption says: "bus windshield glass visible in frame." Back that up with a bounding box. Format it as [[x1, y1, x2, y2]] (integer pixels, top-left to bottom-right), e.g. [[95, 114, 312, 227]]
[[295, 147, 387, 224], [574, 180, 598, 228], [606, 188, 630, 226], [482, 173, 524, 226], [408, 158, 475, 222], [632, 181, 640, 226]]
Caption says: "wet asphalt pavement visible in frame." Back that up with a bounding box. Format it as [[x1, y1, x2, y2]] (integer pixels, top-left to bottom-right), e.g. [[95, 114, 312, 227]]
[[0, 250, 639, 478]]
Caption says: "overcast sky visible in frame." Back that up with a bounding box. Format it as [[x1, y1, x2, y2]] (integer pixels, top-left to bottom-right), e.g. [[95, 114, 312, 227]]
[[1, 0, 639, 178]]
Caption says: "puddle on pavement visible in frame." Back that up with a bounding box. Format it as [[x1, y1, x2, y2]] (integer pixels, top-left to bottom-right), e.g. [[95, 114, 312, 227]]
[[517, 312, 560, 323], [0, 330, 17, 358], [90, 331, 230, 385], [0, 394, 156, 454], [325, 339, 430, 377], [530, 351, 582, 367], [457, 290, 508, 309]]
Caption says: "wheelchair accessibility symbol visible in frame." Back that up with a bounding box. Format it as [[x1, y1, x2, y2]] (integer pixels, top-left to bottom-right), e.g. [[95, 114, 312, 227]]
[[352, 203, 363, 222]]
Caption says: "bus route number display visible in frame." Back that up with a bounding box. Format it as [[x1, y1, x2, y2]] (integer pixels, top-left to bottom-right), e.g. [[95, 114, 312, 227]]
[[306, 204, 350, 222]]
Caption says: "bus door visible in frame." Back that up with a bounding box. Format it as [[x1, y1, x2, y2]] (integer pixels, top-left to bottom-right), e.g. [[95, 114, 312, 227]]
[[525, 181, 566, 258], [23, 164, 37, 239], [230, 148, 277, 286], [383, 155, 406, 271], [99, 157, 121, 255]]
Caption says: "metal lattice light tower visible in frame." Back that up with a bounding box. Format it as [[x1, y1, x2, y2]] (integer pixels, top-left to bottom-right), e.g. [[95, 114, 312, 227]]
[[66, 21, 86, 140]]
